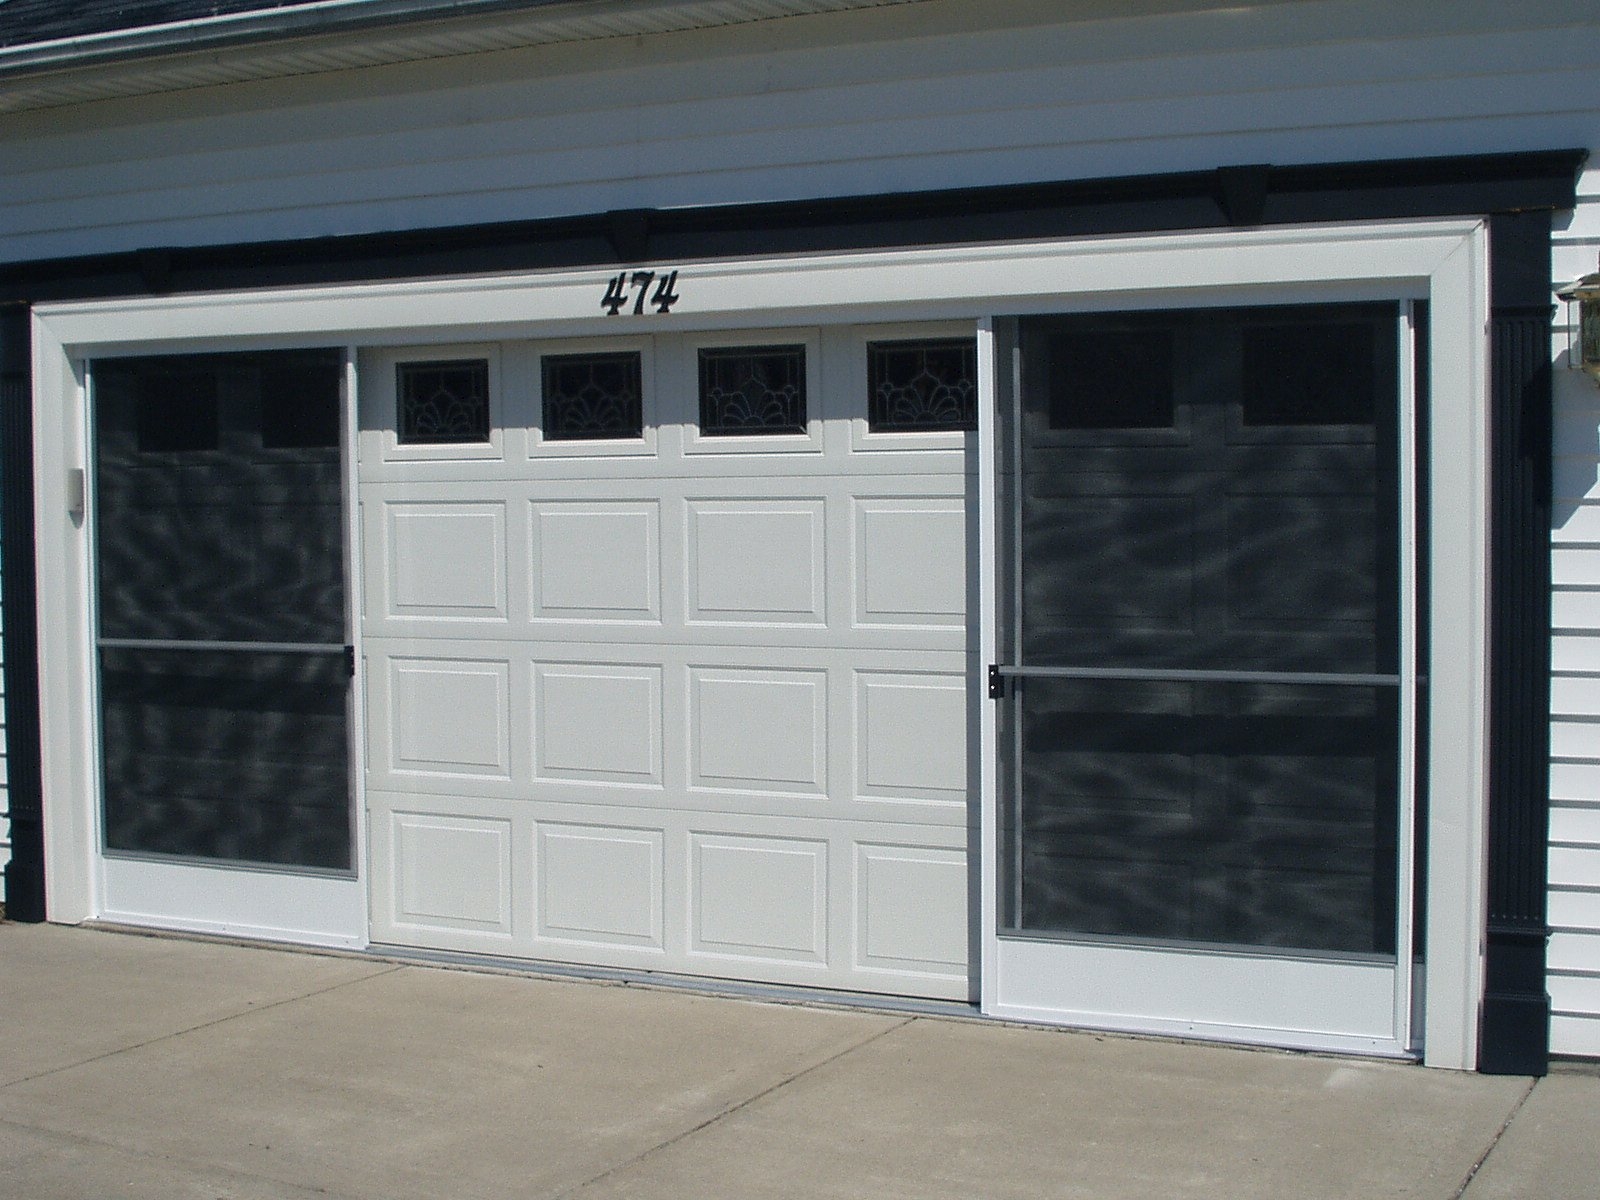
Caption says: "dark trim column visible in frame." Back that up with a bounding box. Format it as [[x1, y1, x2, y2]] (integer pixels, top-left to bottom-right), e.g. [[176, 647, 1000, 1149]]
[[1480, 212, 1556, 1075], [0, 302, 44, 921]]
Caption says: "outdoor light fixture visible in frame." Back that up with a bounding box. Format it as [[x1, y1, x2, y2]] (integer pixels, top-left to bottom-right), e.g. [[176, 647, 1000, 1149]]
[[1557, 255, 1600, 385]]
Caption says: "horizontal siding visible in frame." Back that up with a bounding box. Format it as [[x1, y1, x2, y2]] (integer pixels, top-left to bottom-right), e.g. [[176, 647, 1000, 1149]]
[[0, 0, 1596, 261], [1551, 760, 1600, 801], [1551, 806, 1600, 846], [1551, 972, 1600, 1015], [1550, 930, 1600, 976], [1552, 156, 1600, 1057], [1551, 845, 1600, 889], [1552, 1015, 1600, 1058], [1550, 886, 1600, 930]]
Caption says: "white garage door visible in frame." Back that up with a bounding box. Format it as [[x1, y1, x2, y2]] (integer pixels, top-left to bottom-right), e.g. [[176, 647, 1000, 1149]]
[[359, 325, 975, 999]]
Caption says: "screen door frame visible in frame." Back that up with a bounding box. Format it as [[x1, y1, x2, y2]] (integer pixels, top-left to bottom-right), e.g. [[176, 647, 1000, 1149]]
[[984, 302, 1420, 1057], [81, 348, 368, 947]]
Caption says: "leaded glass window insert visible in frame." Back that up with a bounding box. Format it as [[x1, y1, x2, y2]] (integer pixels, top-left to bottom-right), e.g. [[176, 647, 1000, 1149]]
[[541, 351, 643, 440], [397, 359, 490, 444], [697, 344, 806, 435], [867, 338, 978, 432]]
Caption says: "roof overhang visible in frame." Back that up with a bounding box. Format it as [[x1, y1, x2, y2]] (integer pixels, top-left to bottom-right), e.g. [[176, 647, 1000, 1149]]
[[0, 0, 923, 115]]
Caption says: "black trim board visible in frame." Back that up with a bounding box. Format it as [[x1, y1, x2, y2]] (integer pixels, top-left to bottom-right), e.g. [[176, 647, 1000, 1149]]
[[0, 149, 1584, 303], [1, 302, 43, 921], [1481, 211, 1557, 1076], [0, 148, 1583, 1070]]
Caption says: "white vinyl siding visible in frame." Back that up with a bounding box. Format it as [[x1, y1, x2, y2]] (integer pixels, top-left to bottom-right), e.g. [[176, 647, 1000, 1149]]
[[1550, 164, 1600, 1058], [0, 0, 1596, 263]]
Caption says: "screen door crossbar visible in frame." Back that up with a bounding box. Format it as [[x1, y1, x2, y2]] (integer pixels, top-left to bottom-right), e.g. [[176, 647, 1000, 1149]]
[[988, 663, 1402, 698], [98, 638, 348, 656]]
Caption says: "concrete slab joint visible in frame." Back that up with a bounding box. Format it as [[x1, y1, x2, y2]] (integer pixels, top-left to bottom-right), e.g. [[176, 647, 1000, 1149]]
[[3, 925, 1589, 1199]]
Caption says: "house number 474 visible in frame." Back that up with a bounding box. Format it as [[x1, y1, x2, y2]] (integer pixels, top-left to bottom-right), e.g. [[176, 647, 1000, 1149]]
[[602, 270, 681, 315]]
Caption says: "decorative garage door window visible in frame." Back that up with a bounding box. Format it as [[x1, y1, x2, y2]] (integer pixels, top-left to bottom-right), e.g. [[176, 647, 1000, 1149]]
[[867, 338, 978, 432], [540, 351, 644, 440], [697, 344, 806, 435], [397, 359, 490, 444]]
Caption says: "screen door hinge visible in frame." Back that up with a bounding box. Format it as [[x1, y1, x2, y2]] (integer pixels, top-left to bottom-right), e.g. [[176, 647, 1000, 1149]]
[[988, 663, 1005, 699], [344, 645, 356, 678]]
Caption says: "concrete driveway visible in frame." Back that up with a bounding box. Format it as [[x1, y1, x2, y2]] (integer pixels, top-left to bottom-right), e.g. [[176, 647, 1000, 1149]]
[[0, 922, 1593, 1199]]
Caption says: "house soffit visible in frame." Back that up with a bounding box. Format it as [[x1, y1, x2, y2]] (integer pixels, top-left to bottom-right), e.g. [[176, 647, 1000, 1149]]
[[0, 0, 929, 116]]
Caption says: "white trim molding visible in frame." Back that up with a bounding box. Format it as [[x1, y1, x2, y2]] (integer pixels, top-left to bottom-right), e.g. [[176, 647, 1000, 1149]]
[[32, 216, 1492, 1064]]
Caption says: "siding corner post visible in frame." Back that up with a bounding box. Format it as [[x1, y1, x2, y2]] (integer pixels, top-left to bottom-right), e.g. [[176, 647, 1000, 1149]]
[[1478, 210, 1555, 1075], [0, 301, 45, 922]]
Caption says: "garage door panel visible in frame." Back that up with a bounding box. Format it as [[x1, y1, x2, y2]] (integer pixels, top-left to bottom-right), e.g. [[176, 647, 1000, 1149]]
[[535, 821, 666, 951], [854, 842, 970, 983], [853, 497, 968, 628], [690, 831, 830, 965], [532, 663, 664, 788], [854, 670, 969, 806], [362, 328, 974, 999], [480, 623, 970, 652], [382, 500, 510, 622], [370, 799, 525, 950], [685, 499, 828, 626], [367, 788, 970, 994], [530, 500, 662, 624], [688, 666, 828, 797], [365, 456, 976, 483], [383, 655, 516, 782]]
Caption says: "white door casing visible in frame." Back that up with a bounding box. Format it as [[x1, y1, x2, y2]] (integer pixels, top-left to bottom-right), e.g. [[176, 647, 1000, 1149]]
[[31, 218, 1490, 1062]]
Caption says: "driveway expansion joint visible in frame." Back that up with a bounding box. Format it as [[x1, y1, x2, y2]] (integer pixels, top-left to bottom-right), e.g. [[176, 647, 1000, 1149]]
[[551, 1015, 918, 1199], [0, 963, 405, 1091], [1452, 1076, 1538, 1199], [0, 1112, 372, 1200]]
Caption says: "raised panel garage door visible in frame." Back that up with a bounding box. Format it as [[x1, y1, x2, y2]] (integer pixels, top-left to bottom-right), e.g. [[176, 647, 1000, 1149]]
[[359, 326, 975, 999]]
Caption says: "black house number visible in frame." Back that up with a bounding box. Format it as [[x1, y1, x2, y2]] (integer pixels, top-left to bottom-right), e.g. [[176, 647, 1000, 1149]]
[[602, 270, 681, 315]]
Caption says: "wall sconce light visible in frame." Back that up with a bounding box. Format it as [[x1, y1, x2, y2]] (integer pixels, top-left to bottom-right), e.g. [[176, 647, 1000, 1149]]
[[1557, 255, 1600, 385]]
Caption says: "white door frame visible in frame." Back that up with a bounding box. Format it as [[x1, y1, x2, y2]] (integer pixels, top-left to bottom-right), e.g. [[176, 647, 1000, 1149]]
[[981, 302, 1423, 1060], [36, 344, 369, 948], [32, 217, 1489, 1065]]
